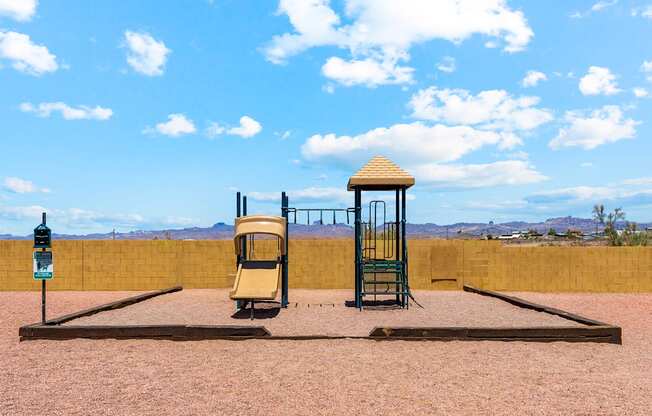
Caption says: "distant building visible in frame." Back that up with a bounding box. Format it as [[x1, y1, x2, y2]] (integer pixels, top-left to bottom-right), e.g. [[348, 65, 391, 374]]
[[498, 231, 524, 240]]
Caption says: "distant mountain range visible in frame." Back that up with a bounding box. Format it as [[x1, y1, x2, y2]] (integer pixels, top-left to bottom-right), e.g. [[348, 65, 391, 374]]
[[1, 217, 649, 240]]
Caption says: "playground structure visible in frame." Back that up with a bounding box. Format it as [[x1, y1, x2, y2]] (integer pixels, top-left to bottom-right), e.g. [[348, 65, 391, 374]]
[[15, 155, 625, 344], [230, 215, 287, 319], [232, 156, 416, 311], [349, 156, 415, 309]]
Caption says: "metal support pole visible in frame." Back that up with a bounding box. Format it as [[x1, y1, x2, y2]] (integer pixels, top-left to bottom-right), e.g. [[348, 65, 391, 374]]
[[236, 192, 241, 265], [41, 275, 46, 324], [41, 212, 47, 324], [401, 187, 408, 308], [354, 189, 362, 309], [281, 192, 289, 307], [235, 193, 242, 310], [395, 189, 400, 305], [242, 195, 247, 260]]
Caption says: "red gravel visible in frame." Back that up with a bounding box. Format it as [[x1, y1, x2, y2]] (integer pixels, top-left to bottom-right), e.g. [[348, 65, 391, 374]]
[[63, 289, 584, 336], [2, 290, 651, 415]]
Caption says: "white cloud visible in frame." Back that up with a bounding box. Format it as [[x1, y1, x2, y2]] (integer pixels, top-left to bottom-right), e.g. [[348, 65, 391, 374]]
[[633, 87, 649, 98], [124, 31, 170, 76], [525, 184, 652, 208], [436, 56, 456, 73], [321, 55, 413, 87], [409, 86, 553, 132], [549, 105, 638, 150], [571, 0, 618, 18], [622, 177, 652, 186], [322, 84, 335, 94], [249, 186, 414, 206], [0, 30, 58, 75], [0, 204, 197, 232], [592, 0, 618, 11], [644, 6, 652, 18], [525, 186, 617, 203], [302, 122, 519, 168], [505, 150, 529, 160], [631, 5, 652, 18], [521, 70, 547, 87], [250, 187, 349, 204], [641, 60, 652, 82], [275, 130, 292, 140], [3, 177, 50, 194], [146, 114, 196, 137], [580, 162, 594, 168], [265, 0, 533, 86], [20, 102, 113, 120], [578, 66, 620, 95], [228, 116, 262, 138], [206, 116, 262, 139], [0, 0, 37, 21], [413, 160, 547, 189]]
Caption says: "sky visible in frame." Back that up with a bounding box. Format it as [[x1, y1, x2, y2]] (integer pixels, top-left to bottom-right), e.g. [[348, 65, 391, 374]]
[[1, 0, 652, 235]]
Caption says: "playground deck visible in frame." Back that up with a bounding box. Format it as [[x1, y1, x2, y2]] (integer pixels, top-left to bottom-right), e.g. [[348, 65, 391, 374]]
[[57, 289, 584, 337]]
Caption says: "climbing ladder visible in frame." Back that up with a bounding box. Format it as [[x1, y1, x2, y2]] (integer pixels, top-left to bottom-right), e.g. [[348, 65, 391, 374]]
[[359, 201, 409, 307]]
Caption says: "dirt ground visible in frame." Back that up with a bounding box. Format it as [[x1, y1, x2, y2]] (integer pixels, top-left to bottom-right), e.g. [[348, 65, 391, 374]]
[[63, 289, 583, 336], [2, 290, 651, 415]]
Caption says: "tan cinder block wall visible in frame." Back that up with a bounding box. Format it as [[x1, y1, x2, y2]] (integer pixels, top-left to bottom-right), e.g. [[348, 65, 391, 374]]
[[1, 240, 651, 292]]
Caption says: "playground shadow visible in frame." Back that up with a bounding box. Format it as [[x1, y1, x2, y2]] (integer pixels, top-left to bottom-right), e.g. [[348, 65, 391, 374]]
[[344, 299, 405, 311], [231, 301, 281, 320]]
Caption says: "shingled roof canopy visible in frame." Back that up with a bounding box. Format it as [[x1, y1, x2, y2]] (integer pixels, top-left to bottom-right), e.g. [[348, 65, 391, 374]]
[[347, 156, 415, 191]]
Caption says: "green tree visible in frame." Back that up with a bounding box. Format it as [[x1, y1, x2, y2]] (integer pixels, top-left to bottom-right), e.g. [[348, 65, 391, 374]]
[[547, 228, 556, 236], [605, 208, 625, 246], [622, 222, 649, 246], [592, 204, 605, 235]]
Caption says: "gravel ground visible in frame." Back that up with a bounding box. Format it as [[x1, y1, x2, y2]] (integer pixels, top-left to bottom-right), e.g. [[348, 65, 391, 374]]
[[62, 289, 583, 336], [2, 290, 651, 415]]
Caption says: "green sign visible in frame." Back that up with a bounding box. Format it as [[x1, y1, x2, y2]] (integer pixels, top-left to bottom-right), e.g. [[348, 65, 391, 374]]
[[33, 251, 53, 280]]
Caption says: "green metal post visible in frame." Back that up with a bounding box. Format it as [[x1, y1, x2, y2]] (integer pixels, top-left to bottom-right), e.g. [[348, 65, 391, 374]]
[[281, 192, 289, 307], [242, 195, 247, 259], [354, 188, 362, 309], [395, 188, 400, 305], [401, 187, 408, 308]]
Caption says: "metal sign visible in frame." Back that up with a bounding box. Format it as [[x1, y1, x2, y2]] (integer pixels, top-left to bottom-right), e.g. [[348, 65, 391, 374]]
[[33, 251, 53, 280]]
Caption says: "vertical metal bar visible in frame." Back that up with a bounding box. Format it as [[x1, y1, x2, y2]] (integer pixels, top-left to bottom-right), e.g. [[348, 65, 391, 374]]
[[41, 212, 47, 324], [41, 273, 46, 324], [236, 192, 241, 265], [242, 196, 247, 261], [395, 189, 400, 304], [354, 189, 362, 309], [401, 187, 408, 308], [235, 192, 242, 310], [281, 192, 289, 307]]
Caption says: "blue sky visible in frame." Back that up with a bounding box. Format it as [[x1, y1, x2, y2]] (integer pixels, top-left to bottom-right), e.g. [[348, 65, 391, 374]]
[[1, 0, 651, 234]]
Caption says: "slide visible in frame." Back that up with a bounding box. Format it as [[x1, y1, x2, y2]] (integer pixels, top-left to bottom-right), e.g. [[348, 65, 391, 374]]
[[229, 260, 281, 301]]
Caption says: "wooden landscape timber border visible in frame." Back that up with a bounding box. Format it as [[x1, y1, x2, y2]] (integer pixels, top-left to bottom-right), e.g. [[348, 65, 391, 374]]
[[19, 286, 271, 341], [369, 285, 622, 344], [19, 285, 622, 344], [44, 286, 183, 325], [19, 324, 271, 341]]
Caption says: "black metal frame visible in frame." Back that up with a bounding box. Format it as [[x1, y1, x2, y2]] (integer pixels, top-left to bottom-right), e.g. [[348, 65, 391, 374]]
[[353, 186, 410, 309]]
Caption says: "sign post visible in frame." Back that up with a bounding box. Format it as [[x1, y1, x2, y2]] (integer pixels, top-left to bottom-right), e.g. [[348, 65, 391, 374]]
[[33, 213, 52, 324]]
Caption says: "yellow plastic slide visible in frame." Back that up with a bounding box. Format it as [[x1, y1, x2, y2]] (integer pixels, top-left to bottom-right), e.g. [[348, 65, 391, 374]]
[[229, 260, 281, 301]]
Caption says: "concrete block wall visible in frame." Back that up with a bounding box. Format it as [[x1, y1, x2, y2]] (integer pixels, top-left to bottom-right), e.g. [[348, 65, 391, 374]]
[[1, 239, 651, 292]]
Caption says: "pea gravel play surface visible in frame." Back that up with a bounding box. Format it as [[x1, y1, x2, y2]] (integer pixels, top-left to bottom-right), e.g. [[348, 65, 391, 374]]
[[60, 289, 584, 336], [3, 291, 651, 415]]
